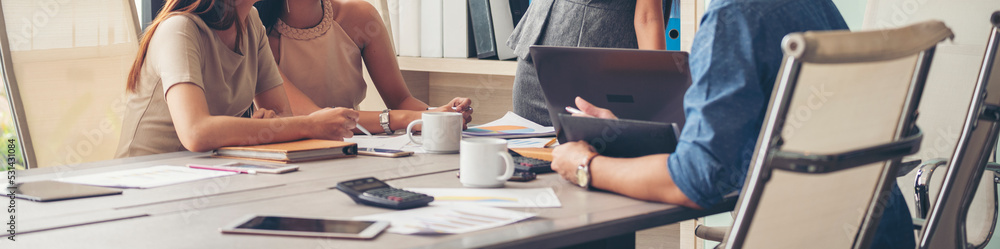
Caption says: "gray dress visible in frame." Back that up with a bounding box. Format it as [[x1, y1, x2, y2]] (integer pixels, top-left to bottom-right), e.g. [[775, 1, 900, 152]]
[[507, 0, 640, 126]]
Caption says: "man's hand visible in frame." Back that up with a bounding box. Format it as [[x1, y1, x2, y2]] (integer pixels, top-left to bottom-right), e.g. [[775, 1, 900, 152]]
[[305, 107, 359, 140], [574, 97, 617, 119], [552, 141, 598, 185], [427, 97, 474, 128]]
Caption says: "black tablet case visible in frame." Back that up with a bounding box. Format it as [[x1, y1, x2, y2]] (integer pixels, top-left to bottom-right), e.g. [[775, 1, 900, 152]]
[[557, 114, 679, 158]]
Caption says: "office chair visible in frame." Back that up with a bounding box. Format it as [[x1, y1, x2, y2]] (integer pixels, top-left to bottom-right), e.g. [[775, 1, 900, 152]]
[[0, 0, 141, 168], [912, 11, 1000, 249], [718, 20, 952, 249]]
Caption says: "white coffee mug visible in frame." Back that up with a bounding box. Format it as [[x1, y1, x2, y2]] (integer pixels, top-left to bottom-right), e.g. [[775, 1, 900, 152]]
[[407, 112, 462, 153], [459, 138, 515, 188]]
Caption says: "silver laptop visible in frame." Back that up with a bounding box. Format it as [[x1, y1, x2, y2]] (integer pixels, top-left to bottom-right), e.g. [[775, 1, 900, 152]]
[[529, 45, 692, 135]]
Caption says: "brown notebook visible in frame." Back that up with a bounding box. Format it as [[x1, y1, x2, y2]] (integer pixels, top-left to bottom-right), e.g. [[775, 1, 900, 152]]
[[212, 139, 358, 163]]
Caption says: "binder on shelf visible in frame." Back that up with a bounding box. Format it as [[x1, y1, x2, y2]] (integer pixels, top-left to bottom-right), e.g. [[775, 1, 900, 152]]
[[469, 0, 497, 59], [665, 0, 680, 51], [487, 0, 516, 60], [420, 0, 444, 57], [399, 0, 422, 57], [388, 0, 401, 55], [509, 0, 530, 27], [443, 0, 470, 58]]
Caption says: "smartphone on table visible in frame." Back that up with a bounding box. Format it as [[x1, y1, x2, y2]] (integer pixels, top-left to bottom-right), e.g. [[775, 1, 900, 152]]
[[357, 148, 413, 158]]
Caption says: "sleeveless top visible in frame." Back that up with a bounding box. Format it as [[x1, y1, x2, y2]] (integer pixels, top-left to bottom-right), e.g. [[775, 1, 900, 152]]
[[275, 0, 366, 109]]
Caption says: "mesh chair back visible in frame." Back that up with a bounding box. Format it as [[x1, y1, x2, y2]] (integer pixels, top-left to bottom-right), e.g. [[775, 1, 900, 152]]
[[919, 12, 1000, 249], [726, 21, 952, 249]]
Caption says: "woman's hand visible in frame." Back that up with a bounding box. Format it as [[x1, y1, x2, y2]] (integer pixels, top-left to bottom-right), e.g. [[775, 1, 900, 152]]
[[251, 108, 279, 119], [427, 97, 474, 128], [551, 141, 598, 185], [306, 107, 359, 140], [574, 97, 618, 119]]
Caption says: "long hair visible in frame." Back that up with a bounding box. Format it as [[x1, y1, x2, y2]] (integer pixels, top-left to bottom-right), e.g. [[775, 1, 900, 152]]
[[254, 0, 284, 35], [126, 0, 244, 93]]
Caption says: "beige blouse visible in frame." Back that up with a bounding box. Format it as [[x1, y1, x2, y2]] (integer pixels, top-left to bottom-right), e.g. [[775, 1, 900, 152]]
[[275, 0, 367, 110], [116, 9, 283, 158]]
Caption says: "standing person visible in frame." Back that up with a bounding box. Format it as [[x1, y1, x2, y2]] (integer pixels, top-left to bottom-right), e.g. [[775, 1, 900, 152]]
[[255, 0, 473, 135], [507, 0, 665, 126], [117, 0, 359, 158], [549, 0, 916, 247]]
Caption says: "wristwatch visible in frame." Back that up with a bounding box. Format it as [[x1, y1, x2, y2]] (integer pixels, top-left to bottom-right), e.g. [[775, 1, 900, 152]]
[[379, 109, 393, 134], [576, 152, 599, 189]]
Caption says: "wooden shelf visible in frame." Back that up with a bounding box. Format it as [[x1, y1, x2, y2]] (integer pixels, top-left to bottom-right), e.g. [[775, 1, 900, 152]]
[[396, 56, 518, 76]]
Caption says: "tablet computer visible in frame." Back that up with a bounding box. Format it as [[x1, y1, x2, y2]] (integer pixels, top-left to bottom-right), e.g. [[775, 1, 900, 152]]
[[531, 46, 691, 134], [220, 214, 389, 239], [557, 114, 680, 158], [1, 180, 122, 202]]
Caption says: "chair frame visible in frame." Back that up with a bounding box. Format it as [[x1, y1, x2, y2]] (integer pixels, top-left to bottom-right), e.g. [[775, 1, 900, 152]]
[[918, 13, 1000, 249], [724, 37, 936, 249], [0, 0, 142, 168]]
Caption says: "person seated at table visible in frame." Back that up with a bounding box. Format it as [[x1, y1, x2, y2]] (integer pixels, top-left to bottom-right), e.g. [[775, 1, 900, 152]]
[[254, 0, 473, 134], [116, 0, 359, 158], [549, 0, 915, 248]]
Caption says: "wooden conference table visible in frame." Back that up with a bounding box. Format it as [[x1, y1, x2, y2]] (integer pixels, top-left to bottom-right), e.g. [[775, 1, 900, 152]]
[[4, 150, 733, 249]]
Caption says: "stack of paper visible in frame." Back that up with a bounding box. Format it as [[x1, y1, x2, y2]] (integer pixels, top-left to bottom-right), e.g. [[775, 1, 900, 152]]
[[354, 205, 536, 234], [463, 112, 555, 139], [56, 166, 236, 189], [505, 138, 555, 148]]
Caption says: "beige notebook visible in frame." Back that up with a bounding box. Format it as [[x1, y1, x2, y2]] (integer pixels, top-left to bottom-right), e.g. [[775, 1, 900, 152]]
[[213, 139, 358, 163]]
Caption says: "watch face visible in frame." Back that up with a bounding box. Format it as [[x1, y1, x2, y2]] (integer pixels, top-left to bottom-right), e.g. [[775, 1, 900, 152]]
[[576, 167, 589, 188]]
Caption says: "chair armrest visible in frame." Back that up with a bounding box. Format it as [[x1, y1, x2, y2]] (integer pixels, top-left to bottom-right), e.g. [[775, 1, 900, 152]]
[[914, 159, 949, 218], [897, 159, 924, 177], [770, 128, 923, 174], [913, 217, 926, 231], [695, 225, 729, 243], [985, 162, 1000, 173]]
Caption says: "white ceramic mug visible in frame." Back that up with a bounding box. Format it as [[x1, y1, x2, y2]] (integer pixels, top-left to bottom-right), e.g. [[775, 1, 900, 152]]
[[459, 138, 515, 188], [407, 112, 462, 153]]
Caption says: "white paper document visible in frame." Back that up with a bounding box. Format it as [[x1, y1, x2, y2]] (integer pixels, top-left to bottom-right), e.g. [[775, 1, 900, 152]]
[[463, 112, 555, 138], [407, 188, 562, 208], [354, 205, 536, 234], [56, 165, 236, 189], [505, 138, 555, 148]]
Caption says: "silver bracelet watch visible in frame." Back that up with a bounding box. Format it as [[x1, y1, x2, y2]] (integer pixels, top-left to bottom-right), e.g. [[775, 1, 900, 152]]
[[379, 109, 393, 134]]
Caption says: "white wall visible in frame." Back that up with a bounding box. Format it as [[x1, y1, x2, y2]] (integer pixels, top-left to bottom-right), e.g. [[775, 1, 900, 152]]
[[832, 0, 868, 30]]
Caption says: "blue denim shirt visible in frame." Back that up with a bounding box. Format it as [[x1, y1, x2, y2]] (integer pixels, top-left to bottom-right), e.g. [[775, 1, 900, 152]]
[[667, 1, 915, 247], [668, 0, 849, 209]]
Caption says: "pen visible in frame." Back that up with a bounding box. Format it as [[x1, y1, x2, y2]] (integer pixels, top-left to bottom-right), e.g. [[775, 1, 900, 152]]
[[565, 106, 584, 115], [187, 164, 256, 175], [543, 138, 558, 148]]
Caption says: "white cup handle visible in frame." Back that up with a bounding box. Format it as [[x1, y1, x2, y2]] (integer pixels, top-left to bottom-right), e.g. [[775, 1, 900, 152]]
[[496, 151, 515, 182], [407, 120, 423, 145]]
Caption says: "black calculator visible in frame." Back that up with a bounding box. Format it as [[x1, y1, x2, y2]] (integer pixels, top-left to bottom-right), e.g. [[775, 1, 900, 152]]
[[510, 150, 553, 173], [335, 177, 434, 210]]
